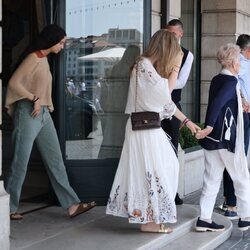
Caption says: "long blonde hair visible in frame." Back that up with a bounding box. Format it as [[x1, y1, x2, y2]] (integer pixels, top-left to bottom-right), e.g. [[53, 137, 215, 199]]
[[141, 29, 181, 78]]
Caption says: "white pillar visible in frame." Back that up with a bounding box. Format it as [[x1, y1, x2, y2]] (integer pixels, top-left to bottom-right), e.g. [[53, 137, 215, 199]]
[[0, 0, 10, 249], [200, 0, 250, 120]]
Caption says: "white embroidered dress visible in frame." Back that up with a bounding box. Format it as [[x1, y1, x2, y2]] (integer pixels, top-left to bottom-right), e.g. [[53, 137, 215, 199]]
[[106, 58, 179, 224]]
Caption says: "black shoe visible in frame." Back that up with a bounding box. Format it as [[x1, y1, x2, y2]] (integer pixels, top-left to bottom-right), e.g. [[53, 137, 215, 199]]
[[195, 217, 225, 232], [224, 210, 238, 220], [238, 219, 250, 231], [175, 193, 183, 205]]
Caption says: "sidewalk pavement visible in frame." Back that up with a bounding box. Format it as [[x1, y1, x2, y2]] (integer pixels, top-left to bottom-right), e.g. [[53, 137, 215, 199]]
[[9, 185, 250, 250]]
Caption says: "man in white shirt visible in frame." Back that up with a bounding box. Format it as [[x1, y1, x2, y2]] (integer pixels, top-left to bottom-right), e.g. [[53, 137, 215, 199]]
[[162, 19, 194, 205]]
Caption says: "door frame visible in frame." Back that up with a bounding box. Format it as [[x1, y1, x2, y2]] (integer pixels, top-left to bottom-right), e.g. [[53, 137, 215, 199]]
[[54, 0, 152, 204]]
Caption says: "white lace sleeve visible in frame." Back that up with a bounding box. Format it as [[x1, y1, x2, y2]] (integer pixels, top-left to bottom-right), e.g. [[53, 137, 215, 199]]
[[160, 101, 176, 120]]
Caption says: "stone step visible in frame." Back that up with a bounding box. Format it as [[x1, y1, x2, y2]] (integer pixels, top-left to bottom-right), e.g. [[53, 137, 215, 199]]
[[160, 208, 232, 250], [11, 205, 232, 250]]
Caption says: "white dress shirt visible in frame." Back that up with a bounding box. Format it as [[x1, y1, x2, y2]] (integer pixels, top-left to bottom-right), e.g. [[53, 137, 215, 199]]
[[175, 51, 194, 90]]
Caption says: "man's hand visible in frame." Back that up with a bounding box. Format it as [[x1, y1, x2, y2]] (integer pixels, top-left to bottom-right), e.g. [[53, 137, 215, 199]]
[[242, 101, 250, 112]]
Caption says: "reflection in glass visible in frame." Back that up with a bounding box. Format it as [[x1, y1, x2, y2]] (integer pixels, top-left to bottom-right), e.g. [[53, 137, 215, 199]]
[[65, 0, 143, 160]]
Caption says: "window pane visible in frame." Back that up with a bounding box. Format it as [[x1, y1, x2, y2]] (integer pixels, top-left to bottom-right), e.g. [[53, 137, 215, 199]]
[[65, 0, 143, 160], [181, 0, 195, 119]]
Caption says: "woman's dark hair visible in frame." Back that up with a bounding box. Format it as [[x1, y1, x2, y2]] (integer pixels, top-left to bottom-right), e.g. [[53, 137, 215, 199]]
[[13, 24, 66, 71]]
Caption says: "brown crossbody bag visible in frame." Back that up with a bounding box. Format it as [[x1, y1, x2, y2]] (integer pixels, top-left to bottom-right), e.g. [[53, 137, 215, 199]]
[[131, 62, 161, 130]]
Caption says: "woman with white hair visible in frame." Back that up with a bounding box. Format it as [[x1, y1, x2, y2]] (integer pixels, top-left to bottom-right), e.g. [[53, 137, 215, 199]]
[[195, 43, 250, 232]]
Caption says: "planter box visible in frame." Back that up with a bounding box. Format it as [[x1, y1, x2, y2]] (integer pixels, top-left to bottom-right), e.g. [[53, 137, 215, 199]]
[[177, 145, 205, 198]]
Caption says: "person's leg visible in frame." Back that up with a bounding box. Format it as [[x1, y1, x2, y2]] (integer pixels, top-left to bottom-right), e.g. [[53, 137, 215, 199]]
[[223, 169, 236, 207], [223, 169, 238, 219], [221, 114, 250, 217], [199, 150, 224, 221], [196, 150, 225, 232], [243, 112, 250, 155], [221, 170, 228, 210], [5, 101, 41, 213], [220, 149, 250, 219], [35, 109, 81, 210], [161, 102, 182, 205]]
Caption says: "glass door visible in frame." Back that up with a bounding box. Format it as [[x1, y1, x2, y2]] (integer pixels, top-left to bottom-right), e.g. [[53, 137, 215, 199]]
[[65, 0, 144, 160], [62, 0, 149, 203]]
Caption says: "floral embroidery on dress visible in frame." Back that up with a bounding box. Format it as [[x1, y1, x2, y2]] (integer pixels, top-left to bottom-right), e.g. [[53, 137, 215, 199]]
[[148, 71, 152, 77], [161, 101, 176, 120], [107, 185, 120, 211], [137, 59, 152, 79], [106, 171, 176, 224], [123, 192, 128, 210], [147, 171, 154, 197]]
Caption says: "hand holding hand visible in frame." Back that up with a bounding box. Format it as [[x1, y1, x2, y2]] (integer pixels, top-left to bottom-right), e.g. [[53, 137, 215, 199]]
[[195, 126, 213, 139], [185, 120, 201, 136]]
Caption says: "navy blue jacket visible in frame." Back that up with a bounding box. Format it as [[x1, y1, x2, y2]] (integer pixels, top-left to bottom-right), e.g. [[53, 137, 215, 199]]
[[200, 74, 238, 152]]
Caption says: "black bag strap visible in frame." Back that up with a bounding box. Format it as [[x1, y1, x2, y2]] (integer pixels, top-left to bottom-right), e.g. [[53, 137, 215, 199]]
[[134, 62, 139, 112]]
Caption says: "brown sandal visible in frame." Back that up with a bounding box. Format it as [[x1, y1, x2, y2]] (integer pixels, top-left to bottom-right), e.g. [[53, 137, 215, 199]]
[[70, 201, 96, 218], [10, 213, 23, 221]]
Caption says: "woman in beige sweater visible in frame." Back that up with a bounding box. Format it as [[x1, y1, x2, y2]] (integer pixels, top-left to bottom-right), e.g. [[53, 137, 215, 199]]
[[5, 24, 95, 220]]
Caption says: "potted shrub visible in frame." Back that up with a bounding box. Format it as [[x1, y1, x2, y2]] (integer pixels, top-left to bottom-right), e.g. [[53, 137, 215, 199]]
[[179, 123, 204, 152], [177, 123, 205, 197]]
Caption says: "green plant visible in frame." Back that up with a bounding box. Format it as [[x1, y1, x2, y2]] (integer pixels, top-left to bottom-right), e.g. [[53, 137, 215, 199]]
[[179, 122, 204, 149]]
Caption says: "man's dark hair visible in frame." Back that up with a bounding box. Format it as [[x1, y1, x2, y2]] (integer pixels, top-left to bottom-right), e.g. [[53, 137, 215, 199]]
[[236, 34, 250, 50], [167, 19, 184, 30]]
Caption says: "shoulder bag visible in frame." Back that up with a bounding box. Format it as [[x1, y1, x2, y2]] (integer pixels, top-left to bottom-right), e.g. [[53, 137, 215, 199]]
[[131, 62, 161, 130]]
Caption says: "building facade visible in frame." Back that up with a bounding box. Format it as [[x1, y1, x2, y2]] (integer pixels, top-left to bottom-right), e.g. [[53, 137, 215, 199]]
[[1, 0, 250, 248]]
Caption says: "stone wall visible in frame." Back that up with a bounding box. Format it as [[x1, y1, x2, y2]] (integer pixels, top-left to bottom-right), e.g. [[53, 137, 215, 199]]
[[169, 0, 181, 20], [152, 0, 181, 34], [152, 0, 161, 34], [200, 0, 250, 121]]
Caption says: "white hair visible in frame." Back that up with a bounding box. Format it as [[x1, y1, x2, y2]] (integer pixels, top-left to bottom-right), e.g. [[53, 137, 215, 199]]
[[217, 43, 240, 68]]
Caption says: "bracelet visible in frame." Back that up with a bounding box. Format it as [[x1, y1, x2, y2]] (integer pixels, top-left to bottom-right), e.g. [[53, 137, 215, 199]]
[[179, 117, 190, 130], [182, 117, 190, 126], [32, 96, 39, 102], [184, 119, 190, 126]]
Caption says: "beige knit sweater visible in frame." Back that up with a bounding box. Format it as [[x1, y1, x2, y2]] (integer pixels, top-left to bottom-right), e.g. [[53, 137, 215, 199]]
[[5, 52, 53, 116]]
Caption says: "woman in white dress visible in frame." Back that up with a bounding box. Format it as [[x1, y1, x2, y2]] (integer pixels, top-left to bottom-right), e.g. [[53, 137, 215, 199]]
[[106, 29, 200, 233]]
